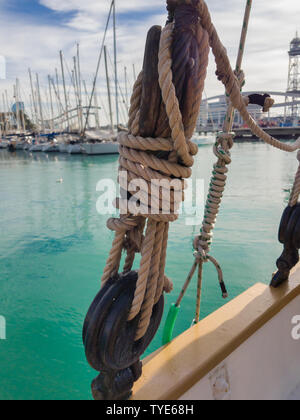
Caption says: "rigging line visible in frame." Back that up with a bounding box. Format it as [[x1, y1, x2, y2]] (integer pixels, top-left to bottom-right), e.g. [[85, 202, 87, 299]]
[[20, 85, 33, 120], [43, 87, 52, 122], [107, 48, 129, 122], [94, 80, 110, 126], [50, 77, 66, 115], [82, 0, 114, 136], [60, 53, 76, 115], [64, 55, 80, 106], [20, 82, 42, 130], [203, 90, 216, 132], [85, 74, 110, 129]]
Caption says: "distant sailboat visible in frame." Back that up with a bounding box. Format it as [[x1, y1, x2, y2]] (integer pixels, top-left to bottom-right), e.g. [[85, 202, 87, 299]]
[[81, 1, 120, 156]]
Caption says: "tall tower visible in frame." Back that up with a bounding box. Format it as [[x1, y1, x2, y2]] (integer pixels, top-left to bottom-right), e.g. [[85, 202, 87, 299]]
[[286, 34, 300, 122]]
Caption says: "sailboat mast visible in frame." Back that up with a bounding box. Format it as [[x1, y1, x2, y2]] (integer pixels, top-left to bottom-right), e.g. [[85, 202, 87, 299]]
[[60, 51, 70, 132], [17, 79, 26, 133], [113, 0, 119, 128], [82, 0, 114, 136], [36, 73, 45, 133], [50, 76, 63, 132], [104, 46, 114, 132], [132, 64, 137, 82], [48, 75, 54, 131], [14, 82, 21, 133], [55, 68, 63, 117], [5, 90, 11, 133], [73, 57, 82, 132], [29, 69, 39, 130], [2, 93, 7, 136], [77, 43, 84, 133], [124, 66, 129, 111], [29, 94, 35, 126], [94, 86, 100, 130], [83, 80, 89, 129]]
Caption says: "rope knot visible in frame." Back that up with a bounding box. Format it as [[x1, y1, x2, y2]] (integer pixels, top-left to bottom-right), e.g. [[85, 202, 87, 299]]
[[213, 132, 234, 165], [263, 96, 275, 113], [192, 235, 228, 299], [216, 132, 235, 149], [234, 69, 246, 88], [193, 246, 208, 262], [173, 3, 200, 36]]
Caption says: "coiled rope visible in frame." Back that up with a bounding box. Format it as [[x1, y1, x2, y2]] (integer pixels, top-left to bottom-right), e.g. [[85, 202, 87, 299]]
[[102, 7, 209, 341], [101, 0, 300, 343]]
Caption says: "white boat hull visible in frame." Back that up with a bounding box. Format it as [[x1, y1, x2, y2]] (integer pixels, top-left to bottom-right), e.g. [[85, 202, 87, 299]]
[[192, 134, 216, 146], [29, 144, 44, 152], [16, 142, 27, 150], [23, 143, 31, 151], [58, 143, 68, 153], [0, 141, 8, 149], [81, 142, 119, 155], [42, 143, 60, 153], [67, 144, 82, 154]]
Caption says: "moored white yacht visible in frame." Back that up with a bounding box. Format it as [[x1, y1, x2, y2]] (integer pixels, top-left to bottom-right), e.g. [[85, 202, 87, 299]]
[[15, 139, 28, 150], [58, 142, 69, 153], [192, 133, 216, 146], [81, 129, 119, 155], [67, 142, 83, 154], [81, 141, 119, 155], [29, 137, 47, 152], [0, 139, 9, 149], [29, 143, 44, 152], [42, 140, 60, 153]]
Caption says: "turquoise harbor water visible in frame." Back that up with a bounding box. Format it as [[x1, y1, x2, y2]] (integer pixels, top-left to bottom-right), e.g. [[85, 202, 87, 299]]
[[0, 143, 297, 400]]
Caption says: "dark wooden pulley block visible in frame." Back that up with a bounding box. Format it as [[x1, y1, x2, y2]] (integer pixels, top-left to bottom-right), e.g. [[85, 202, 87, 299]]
[[271, 203, 300, 288], [83, 271, 164, 400]]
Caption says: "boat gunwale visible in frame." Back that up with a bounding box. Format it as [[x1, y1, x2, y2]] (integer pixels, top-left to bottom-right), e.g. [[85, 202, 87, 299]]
[[132, 264, 300, 400]]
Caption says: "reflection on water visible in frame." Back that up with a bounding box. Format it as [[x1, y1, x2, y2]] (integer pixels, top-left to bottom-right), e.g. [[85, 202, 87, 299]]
[[0, 143, 298, 400]]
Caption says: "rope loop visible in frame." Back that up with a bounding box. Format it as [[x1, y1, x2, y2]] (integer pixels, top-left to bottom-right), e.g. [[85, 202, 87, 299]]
[[213, 132, 235, 165], [192, 239, 228, 299], [234, 69, 246, 88]]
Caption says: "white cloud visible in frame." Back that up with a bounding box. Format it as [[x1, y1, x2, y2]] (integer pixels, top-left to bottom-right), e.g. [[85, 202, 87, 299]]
[[0, 0, 299, 125]]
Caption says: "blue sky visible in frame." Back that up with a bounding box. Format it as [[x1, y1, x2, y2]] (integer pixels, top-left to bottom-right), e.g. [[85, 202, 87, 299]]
[[2, 0, 164, 26], [2, 0, 75, 25], [0, 0, 299, 124]]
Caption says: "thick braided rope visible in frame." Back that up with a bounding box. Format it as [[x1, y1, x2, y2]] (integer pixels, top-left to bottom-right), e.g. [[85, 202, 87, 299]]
[[127, 24, 208, 336], [102, 5, 208, 341], [101, 231, 124, 285], [101, 217, 141, 284], [170, 0, 300, 153], [135, 222, 165, 339], [195, 133, 234, 253], [185, 24, 209, 140], [158, 23, 194, 167], [128, 71, 143, 135], [128, 220, 157, 322]]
